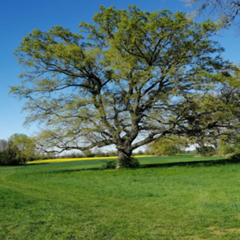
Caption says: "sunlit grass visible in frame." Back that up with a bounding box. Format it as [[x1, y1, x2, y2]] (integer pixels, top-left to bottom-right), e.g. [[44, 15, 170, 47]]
[[2, 154, 240, 239]]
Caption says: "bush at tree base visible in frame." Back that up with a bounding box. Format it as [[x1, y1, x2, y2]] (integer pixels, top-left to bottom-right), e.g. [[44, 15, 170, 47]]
[[102, 160, 117, 169], [118, 158, 140, 168]]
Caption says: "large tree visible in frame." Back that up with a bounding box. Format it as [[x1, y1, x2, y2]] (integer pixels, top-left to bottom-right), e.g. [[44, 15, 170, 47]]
[[11, 6, 237, 167]]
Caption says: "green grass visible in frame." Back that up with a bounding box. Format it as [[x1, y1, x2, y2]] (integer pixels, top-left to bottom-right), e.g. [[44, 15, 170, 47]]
[[1, 154, 240, 239]]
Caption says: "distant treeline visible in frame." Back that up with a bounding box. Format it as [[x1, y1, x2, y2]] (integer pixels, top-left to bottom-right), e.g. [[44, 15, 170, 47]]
[[3, 132, 239, 166], [43, 149, 152, 160], [0, 134, 153, 165]]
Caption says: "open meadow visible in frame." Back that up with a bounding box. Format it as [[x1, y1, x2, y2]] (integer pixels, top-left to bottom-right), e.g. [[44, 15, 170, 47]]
[[1, 154, 240, 239]]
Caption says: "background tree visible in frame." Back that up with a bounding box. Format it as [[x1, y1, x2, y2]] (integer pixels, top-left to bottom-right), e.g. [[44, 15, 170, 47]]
[[0, 139, 8, 152], [9, 133, 36, 161], [0, 139, 11, 165], [0, 134, 37, 166], [185, 0, 240, 32], [218, 139, 237, 155], [0, 137, 22, 165], [83, 149, 94, 158], [11, 6, 237, 168], [149, 136, 190, 156]]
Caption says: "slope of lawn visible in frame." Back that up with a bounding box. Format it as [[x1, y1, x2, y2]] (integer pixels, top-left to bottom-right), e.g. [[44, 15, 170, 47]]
[[1, 154, 240, 239]]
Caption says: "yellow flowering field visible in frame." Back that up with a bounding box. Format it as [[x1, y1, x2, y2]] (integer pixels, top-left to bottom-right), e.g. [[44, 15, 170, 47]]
[[27, 155, 154, 164]]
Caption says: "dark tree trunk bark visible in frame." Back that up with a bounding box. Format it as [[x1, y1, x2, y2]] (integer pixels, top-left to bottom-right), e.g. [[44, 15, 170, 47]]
[[116, 148, 139, 168]]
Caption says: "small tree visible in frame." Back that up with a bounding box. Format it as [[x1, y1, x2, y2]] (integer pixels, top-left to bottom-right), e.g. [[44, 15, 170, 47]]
[[149, 136, 190, 156], [0, 138, 23, 165], [9, 133, 36, 162], [11, 6, 237, 168]]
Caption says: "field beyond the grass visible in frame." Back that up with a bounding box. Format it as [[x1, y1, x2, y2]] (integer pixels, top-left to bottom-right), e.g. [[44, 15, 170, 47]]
[[1, 154, 240, 239], [26, 155, 154, 164]]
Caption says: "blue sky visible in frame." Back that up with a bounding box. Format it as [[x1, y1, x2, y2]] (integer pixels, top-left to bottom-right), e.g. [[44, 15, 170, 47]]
[[0, 0, 239, 140]]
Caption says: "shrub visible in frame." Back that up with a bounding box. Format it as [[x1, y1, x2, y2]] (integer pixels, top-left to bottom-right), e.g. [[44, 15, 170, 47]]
[[219, 141, 237, 156], [225, 153, 240, 160], [102, 160, 117, 169], [119, 157, 140, 168], [0, 147, 24, 166]]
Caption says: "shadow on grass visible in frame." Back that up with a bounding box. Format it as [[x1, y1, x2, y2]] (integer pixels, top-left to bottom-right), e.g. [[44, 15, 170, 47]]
[[140, 157, 240, 169], [0, 162, 49, 168], [47, 157, 240, 174], [52, 168, 102, 174], [8, 156, 240, 173], [24, 163, 49, 166]]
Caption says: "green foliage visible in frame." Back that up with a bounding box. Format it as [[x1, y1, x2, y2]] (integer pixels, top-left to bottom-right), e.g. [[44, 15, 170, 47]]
[[0, 146, 19, 165], [144, 149, 151, 155], [136, 150, 144, 155], [83, 149, 94, 157], [0, 139, 18, 165], [197, 146, 216, 157], [149, 136, 189, 156], [225, 153, 240, 160], [118, 157, 140, 168], [102, 160, 117, 169], [93, 149, 105, 157], [105, 151, 118, 157], [218, 134, 240, 158], [11, 5, 238, 168], [9, 133, 36, 161], [219, 141, 236, 156], [0, 134, 36, 165]]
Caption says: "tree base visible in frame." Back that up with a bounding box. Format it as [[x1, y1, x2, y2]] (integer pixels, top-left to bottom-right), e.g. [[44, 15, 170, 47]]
[[116, 157, 140, 169]]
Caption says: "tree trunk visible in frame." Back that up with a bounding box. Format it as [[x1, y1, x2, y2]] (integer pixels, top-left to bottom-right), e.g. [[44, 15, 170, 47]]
[[116, 148, 139, 168]]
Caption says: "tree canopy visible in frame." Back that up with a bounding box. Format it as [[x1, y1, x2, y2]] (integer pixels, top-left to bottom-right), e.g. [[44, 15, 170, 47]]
[[185, 0, 240, 32], [11, 5, 238, 167], [0, 134, 36, 165], [149, 136, 190, 156], [9, 133, 36, 161]]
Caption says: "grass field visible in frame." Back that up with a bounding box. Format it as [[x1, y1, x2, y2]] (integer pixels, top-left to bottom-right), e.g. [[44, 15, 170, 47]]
[[1, 154, 240, 239]]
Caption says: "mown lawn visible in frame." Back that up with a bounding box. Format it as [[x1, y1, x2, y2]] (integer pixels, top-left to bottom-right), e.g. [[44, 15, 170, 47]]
[[1, 154, 240, 239]]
